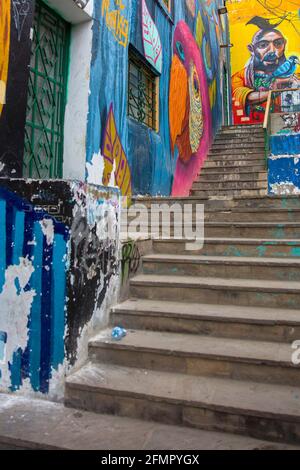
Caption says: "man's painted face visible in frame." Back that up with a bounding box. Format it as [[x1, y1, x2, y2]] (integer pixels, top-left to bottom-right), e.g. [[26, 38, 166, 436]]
[[249, 31, 286, 66]]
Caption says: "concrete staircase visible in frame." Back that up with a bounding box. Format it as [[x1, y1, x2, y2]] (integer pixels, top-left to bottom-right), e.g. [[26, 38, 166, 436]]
[[66, 125, 300, 445], [191, 124, 268, 198]]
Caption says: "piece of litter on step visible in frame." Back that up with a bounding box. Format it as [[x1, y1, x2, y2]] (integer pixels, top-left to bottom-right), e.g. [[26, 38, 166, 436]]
[[111, 326, 127, 341]]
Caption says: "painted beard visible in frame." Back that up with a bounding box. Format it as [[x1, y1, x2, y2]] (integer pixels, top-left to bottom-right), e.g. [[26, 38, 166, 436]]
[[253, 53, 286, 73]]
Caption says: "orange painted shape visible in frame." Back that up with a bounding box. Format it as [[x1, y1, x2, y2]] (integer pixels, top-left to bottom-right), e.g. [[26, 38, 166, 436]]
[[0, 0, 11, 117], [169, 54, 188, 156]]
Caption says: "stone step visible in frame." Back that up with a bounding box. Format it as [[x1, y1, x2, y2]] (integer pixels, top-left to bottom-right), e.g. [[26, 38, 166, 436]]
[[204, 159, 265, 168], [204, 223, 300, 239], [206, 153, 265, 161], [153, 238, 300, 257], [209, 147, 265, 155], [205, 208, 300, 222], [222, 124, 263, 131], [130, 195, 300, 211], [4, 395, 293, 451], [65, 363, 300, 444], [142, 254, 300, 282], [211, 142, 265, 150], [123, 208, 300, 224], [111, 299, 300, 343], [190, 189, 267, 198], [214, 136, 265, 144], [201, 166, 266, 174], [192, 181, 268, 191], [130, 274, 300, 309], [196, 172, 267, 182], [217, 130, 264, 138], [88, 329, 300, 386]]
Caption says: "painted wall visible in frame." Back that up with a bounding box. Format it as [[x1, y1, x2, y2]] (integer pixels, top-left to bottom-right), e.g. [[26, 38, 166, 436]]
[[268, 110, 300, 195], [0, 0, 34, 177], [228, 0, 300, 125], [0, 180, 120, 398], [86, 0, 227, 197]]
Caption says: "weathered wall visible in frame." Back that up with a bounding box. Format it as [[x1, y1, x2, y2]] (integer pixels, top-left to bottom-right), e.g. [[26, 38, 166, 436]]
[[86, 0, 227, 197], [228, 0, 300, 125], [268, 110, 300, 195], [0, 179, 120, 398], [0, 0, 34, 177]]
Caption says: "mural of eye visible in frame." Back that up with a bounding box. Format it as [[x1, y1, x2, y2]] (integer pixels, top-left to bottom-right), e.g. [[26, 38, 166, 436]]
[[193, 70, 200, 99], [176, 41, 185, 62]]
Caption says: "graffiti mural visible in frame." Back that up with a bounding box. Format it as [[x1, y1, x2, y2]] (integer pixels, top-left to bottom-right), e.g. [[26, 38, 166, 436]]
[[169, 21, 212, 196], [228, 0, 300, 125], [142, 0, 163, 74], [0, 187, 69, 394], [87, 0, 226, 197], [74, 0, 90, 8], [0, 180, 121, 394], [101, 0, 129, 48], [0, 0, 11, 117], [102, 104, 132, 198]]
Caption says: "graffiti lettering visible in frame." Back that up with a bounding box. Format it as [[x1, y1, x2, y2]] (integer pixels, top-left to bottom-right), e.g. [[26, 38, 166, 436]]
[[102, 0, 129, 48], [12, 0, 30, 42], [121, 241, 141, 283]]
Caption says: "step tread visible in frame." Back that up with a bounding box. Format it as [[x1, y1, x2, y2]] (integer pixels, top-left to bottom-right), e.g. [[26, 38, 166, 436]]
[[112, 299, 300, 326], [131, 274, 300, 293], [66, 363, 300, 421], [90, 329, 296, 366], [143, 254, 300, 267], [3, 395, 294, 451], [155, 237, 300, 243]]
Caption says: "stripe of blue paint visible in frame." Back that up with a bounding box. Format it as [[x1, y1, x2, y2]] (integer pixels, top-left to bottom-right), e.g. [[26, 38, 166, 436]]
[[12, 211, 25, 265], [5, 203, 15, 268], [9, 348, 23, 392], [51, 234, 67, 369], [40, 237, 53, 394], [0, 200, 6, 293], [27, 222, 44, 392]]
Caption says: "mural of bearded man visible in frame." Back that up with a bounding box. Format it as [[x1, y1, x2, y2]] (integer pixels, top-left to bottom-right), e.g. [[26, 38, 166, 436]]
[[0, 0, 11, 118], [232, 16, 300, 124]]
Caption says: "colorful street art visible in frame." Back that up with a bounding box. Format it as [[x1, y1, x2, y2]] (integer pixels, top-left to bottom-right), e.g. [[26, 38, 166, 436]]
[[142, 0, 162, 74], [101, 0, 129, 48], [0, 0, 11, 116], [102, 104, 132, 198], [169, 20, 212, 196], [86, 0, 225, 197], [228, 0, 300, 125], [0, 187, 69, 394]]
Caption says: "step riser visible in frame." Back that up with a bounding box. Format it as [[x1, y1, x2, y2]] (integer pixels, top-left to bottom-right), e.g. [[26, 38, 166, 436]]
[[202, 165, 266, 172], [111, 312, 300, 344], [131, 198, 300, 211], [143, 261, 300, 282], [192, 182, 268, 191], [65, 387, 300, 444], [191, 190, 268, 198], [124, 212, 300, 224], [88, 345, 300, 387], [153, 241, 300, 257], [196, 173, 267, 182], [204, 160, 265, 168], [130, 283, 300, 309], [204, 226, 300, 239]]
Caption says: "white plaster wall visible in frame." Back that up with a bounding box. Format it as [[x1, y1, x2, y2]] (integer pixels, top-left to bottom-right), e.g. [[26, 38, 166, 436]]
[[63, 18, 94, 181]]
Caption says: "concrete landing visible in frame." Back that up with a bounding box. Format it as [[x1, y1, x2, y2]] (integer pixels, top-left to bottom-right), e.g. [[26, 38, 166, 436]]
[[0, 394, 298, 450]]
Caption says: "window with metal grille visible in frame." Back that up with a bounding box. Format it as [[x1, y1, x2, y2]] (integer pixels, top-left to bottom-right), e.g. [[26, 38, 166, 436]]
[[23, 0, 70, 179], [128, 48, 158, 131]]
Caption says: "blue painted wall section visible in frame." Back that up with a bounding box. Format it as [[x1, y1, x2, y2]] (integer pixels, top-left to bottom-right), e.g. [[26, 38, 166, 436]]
[[86, 0, 227, 197], [268, 111, 300, 195], [0, 187, 69, 394], [0, 179, 120, 395]]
